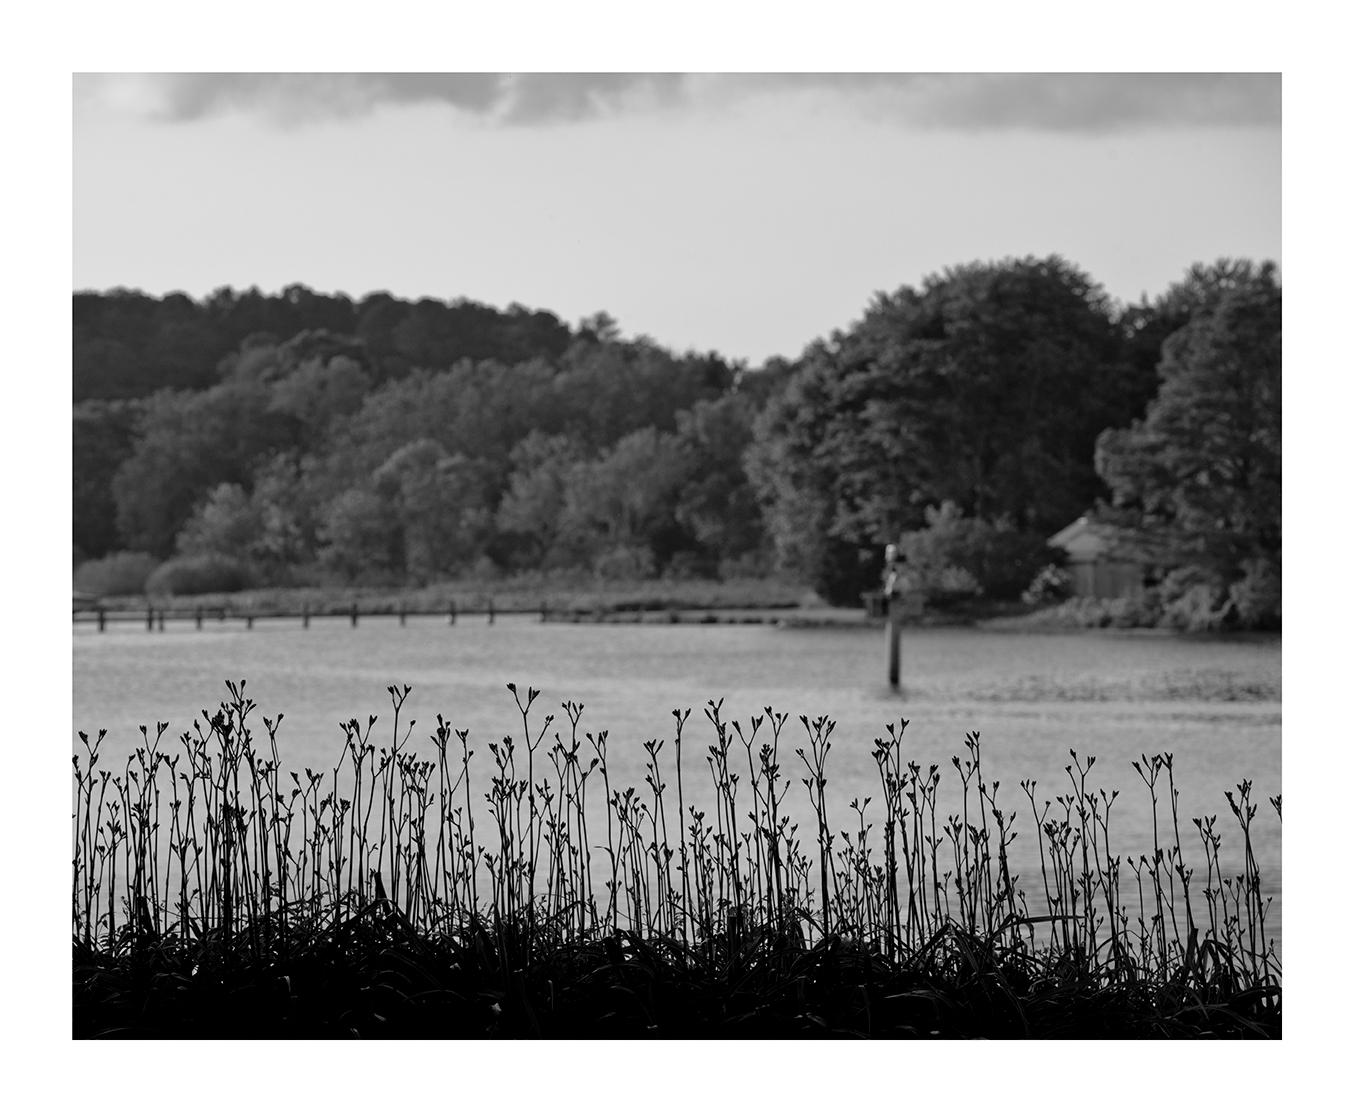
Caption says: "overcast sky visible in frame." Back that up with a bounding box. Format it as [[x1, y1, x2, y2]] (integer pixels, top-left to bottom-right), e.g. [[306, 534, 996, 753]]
[[73, 73, 1280, 365]]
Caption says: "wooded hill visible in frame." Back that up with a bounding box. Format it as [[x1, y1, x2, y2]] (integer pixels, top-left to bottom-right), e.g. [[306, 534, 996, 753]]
[[73, 258, 1281, 627]]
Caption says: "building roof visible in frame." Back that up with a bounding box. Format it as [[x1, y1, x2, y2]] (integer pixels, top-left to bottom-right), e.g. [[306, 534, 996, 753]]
[[1049, 515, 1132, 561]]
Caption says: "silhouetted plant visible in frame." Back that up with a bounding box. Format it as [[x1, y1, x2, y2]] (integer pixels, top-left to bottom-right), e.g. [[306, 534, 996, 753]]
[[73, 681, 1280, 1038]]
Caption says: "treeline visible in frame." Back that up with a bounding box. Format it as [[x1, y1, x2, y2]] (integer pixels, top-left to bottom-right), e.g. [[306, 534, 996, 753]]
[[75, 297, 766, 587], [72, 258, 1281, 627], [74, 285, 576, 401]]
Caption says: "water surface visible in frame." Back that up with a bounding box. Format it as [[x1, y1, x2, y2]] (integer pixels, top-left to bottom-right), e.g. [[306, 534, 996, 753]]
[[74, 616, 1281, 927]]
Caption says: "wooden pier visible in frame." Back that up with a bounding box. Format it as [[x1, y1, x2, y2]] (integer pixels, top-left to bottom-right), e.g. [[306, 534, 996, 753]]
[[73, 600, 824, 632], [72, 599, 541, 631]]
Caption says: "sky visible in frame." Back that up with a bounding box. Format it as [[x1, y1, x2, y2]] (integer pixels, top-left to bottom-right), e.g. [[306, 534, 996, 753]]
[[73, 72, 1280, 365]]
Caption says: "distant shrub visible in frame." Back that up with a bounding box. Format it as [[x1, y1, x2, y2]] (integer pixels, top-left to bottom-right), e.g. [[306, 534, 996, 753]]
[[899, 502, 1056, 601], [1092, 594, 1156, 628], [145, 554, 255, 597], [1159, 564, 1282, 633], [1228, 558, 1281, 630], [1021, 558, 1282, 633], [1158, 568, 1233, 632], [1026, 589, 1164, 629], [74, 551, 160, 597], [1022, 564, 1074, 606]]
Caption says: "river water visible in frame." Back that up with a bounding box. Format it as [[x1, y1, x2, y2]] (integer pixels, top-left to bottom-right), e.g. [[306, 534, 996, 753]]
[[73, 615, 1281, 935]]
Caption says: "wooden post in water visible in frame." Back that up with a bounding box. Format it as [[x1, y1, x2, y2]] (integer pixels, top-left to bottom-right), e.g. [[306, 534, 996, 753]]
[[350, 603, 359, 628], [882, 543, 906, 692], [886, 594, 902, 690], [157, 609, 165, 631], [146, 606, 154, 632], [302, 603, 310, 629], [246, 614, 254, 630], [448, 600, 457, 625], [487, 597, 495, 625], [195, 607, 203, 630], [541, 599, 548, 622], [399, 601, 407, 627], [97, 607, 106, 632]]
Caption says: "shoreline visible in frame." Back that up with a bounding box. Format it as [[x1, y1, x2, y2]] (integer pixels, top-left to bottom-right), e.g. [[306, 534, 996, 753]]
[[73, 574, 1284, 639]]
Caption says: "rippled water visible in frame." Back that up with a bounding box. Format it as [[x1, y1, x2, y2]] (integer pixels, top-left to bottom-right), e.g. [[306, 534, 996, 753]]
[[73, 615, 1282, 930]]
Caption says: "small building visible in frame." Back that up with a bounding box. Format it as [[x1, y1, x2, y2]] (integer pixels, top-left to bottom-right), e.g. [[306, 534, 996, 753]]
[[1048, 516, 1145, 599]]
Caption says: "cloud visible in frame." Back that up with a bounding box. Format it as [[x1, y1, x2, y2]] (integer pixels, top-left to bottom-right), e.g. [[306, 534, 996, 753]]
[[74, 72, 1279, 131], [874, 73, 1280, 131], [76, 73, 508, 125], [497, 73, 687, 123], [701, 73, 1278, 131], [73, 73, 688, 128]]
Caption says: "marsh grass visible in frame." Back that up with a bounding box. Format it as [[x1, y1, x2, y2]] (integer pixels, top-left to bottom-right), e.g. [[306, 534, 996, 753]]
[[72, 681, 1280, 1038]]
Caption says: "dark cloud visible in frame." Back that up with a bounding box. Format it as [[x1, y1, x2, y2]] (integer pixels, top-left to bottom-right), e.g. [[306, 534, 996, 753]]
[[879, 73, 1280, 131], [718, 73, 1278, 131], [88, 73, 508, 124], [74, 73, 686, 127], [499, 73, 686, 123], [75, 73, 1279, 131]]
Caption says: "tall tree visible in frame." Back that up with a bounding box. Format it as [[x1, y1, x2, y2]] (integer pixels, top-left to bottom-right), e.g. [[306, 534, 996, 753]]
[[749, 256, 1130, 603], [174, 454, 318, 571], [494, 432, 588, 569], [266, 352, 374, 451], [370, 439, 492, 580], [673, 394, 768, 570], [557, 427, 693, 574], [73, 399, 145, 558], [111, 381, 293, 556], [1117, 259, 1280, 411], [1096, 265, 1281, 624]]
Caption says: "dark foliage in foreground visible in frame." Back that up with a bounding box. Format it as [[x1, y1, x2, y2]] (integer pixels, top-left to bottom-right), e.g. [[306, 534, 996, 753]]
[[73, 683, 1280, 1038], [73, 914, 1278, 1039]]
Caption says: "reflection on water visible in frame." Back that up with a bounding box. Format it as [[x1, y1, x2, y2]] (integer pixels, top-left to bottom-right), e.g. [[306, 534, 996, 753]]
[[74, 617, 1281, 930]]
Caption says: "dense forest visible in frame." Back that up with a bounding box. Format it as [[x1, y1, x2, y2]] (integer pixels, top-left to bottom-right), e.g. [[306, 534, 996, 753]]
[[73, 257, 1281, 627]]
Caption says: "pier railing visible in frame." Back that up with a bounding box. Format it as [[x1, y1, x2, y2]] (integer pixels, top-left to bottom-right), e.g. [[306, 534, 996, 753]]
[[73, 599, 808, 631]]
